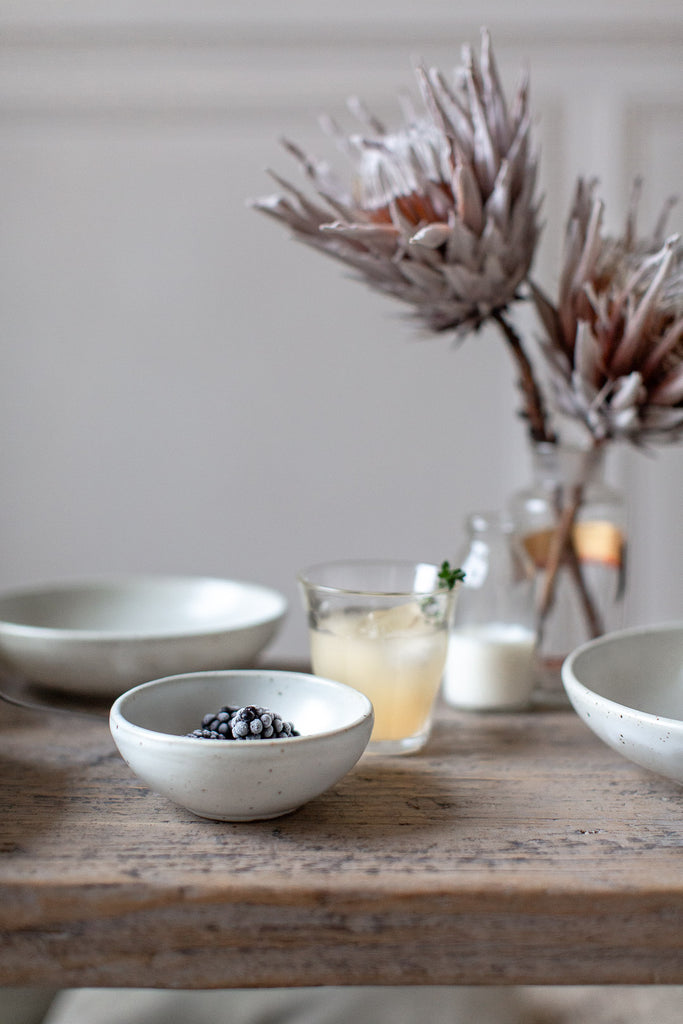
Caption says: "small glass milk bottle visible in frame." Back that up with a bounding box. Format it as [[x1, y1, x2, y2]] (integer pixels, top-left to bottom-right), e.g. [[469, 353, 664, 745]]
[[442, 511, 537, 711]]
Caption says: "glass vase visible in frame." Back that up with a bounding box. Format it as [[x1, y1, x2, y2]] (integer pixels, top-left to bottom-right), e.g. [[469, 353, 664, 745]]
[[442, 512, 538, 711], [510, 442, 626, 697]]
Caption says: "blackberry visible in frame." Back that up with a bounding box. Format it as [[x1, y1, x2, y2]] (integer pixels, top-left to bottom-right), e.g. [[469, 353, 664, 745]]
[[200, 707, 238, 737], [186, 704, 299, 740]]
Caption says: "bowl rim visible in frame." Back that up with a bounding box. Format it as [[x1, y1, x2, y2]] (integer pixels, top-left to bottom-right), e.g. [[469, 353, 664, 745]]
[[109, 668, 375, 746], [0, 574, 288, 641], [296, 558, 453, 598], [561, 620, 683, 730]]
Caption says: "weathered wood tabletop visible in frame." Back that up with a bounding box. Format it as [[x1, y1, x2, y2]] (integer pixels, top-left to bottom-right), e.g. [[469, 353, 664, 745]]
[[1, 685, 681, 989]]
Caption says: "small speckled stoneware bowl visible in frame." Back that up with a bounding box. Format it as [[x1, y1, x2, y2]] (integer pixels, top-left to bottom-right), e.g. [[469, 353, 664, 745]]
[[109, 669, 374, 821], [562, 623, 683, 785]]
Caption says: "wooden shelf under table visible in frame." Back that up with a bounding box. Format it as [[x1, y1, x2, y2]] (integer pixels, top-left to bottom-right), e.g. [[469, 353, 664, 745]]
[[1, 688, 681, 989]]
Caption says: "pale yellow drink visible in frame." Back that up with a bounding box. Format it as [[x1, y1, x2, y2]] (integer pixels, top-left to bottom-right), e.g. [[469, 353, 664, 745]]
[[309, 601, 449, 744]]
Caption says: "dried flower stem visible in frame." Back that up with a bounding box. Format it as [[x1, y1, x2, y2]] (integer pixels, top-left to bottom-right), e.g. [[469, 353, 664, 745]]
[[537, 440, 606, 642], [492, 311, 556, 444], [492, 312, 605, 643]]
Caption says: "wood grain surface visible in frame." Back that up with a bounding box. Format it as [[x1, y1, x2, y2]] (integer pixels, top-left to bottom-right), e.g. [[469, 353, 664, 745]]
[[1, 695, 681, 988]]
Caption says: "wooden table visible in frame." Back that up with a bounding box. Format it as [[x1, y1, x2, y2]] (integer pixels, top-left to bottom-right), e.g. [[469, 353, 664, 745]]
[[1, 684, 681, 989]]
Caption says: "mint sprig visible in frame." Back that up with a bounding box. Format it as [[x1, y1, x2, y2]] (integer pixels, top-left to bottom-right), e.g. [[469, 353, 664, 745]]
[[438, 560, 465, 590]]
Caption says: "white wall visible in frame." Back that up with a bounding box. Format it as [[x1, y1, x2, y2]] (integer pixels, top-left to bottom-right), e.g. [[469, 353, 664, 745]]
[[0, 1, 681, 658]]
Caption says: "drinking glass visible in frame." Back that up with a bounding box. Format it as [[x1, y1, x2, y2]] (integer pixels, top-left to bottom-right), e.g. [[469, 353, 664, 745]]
[[297, 560, 458, 755]]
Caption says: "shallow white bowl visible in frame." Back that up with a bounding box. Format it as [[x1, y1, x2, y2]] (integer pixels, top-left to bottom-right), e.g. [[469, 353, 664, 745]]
[[109, 669, 374, 821], [0, 575, 287, 697], [562, 623, 683, 785]]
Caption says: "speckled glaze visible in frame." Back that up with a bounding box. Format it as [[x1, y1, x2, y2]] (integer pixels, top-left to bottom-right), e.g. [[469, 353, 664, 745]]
[[110, 669, 374, 820], [562, 623, 683, 785]]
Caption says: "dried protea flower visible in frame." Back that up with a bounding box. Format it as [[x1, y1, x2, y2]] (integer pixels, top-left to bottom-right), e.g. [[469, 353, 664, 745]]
[[251, 29, 542, 337], [531, 178, 683, 444]]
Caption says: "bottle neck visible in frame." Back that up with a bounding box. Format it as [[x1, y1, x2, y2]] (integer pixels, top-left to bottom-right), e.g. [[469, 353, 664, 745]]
[[530, 441, 605, 489], [466, 511, 515, 537], [465, 514, 521, 563]]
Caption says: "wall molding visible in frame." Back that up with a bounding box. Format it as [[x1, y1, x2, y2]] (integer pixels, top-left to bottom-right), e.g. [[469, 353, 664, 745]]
[[1, 0, 682, 38], [1, 7, 681, 119]]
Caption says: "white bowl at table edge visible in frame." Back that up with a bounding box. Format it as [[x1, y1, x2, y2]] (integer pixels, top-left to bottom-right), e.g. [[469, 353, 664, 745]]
[[561, 622, 683, 785]]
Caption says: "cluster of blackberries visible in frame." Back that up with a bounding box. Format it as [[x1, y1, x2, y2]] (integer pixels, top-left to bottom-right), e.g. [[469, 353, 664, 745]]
[[187, 704, 299, 741]]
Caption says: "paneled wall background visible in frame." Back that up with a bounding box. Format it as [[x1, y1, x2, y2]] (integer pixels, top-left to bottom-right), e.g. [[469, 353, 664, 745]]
[[0, 1, 681, 657]]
